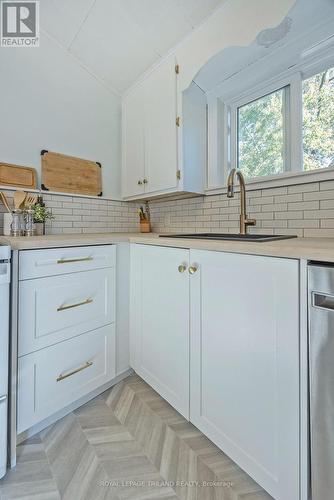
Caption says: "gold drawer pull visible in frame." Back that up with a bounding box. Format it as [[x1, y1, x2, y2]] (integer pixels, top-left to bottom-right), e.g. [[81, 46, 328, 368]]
[[57, 256, 93, 264], [57, 298, 93, 312], [57, 361, 93, 382]]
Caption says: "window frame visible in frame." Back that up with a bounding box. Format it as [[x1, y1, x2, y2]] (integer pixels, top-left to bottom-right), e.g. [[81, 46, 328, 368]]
[[224, 73, 302, 182], [206, 49, 334, 193], [236, 84, 291, 176]]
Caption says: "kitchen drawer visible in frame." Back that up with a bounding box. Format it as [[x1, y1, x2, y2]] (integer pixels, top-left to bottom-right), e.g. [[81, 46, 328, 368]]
[[19, 268, 115, 356], [19, 245, 115, 280], [18, 324, 115, 433]]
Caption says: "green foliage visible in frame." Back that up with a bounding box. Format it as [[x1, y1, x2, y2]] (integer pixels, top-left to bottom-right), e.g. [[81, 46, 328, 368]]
[[238, 89, 284, 179], [237, 67, 334, 178], [33, 203, 54, 223], [303, 68, 334, 171]]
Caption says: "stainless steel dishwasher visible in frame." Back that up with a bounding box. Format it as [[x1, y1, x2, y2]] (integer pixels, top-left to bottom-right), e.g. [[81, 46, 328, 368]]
[[309, 263, 334, 500]]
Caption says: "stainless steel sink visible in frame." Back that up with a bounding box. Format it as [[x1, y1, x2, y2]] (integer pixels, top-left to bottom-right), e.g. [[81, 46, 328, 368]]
[[159, 233, 297, 242]]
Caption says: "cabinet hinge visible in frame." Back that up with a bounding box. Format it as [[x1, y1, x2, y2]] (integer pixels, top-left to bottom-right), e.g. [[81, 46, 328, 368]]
[[176, 170, 181, 180], [175, 64, 179, 74], [176, 116, 180, 127]]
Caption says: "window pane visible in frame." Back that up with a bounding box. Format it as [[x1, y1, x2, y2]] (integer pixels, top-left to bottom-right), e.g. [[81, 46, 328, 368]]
[[237, 89, 285, 178], [303, 68, 334, 171]]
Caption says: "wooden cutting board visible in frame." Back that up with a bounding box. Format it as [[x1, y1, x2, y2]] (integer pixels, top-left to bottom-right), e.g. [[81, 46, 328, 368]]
[[0, 162, 37, 189], [41, 150, 102, 196]]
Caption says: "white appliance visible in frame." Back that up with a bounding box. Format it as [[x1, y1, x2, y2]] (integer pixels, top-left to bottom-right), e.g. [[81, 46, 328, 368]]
[[0, 245, 10, 479]]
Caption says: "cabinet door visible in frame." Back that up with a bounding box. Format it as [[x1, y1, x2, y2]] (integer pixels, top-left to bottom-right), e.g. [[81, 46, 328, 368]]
[[130, 244, 189, 418], [190, 250, 299, 500], [122, 83, 146, 198], [144, 57, 178, 194]]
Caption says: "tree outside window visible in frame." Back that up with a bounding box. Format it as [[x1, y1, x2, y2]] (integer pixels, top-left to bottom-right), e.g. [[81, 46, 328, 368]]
[[303, 67, 334, 171]]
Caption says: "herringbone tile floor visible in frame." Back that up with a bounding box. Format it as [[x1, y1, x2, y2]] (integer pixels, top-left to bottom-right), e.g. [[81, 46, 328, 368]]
[[0, 375, 272, 500]]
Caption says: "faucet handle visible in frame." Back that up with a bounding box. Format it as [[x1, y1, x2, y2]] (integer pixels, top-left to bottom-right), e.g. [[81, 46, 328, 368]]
[[245, 217, 256, 227]]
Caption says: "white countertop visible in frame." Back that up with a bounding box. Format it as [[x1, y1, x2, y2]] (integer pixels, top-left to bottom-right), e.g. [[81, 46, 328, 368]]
[[1, 232, 334, 262]]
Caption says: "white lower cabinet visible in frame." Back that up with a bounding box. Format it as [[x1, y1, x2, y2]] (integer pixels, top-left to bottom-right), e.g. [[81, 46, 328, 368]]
[[189, 250, 300, 500], [130, 245, 300, 500], [130, 244, 190, 418], [18, 324, 115, 433], [17, 244, 118, 436]]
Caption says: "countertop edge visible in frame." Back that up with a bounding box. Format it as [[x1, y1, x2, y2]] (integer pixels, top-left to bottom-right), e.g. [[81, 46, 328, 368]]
[[1, 233, 334, 263]]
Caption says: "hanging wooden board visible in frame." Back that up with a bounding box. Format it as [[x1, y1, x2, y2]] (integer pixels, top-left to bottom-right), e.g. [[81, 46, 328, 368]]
[[0, 162, 37, 189], [41, 150, 102, 196]]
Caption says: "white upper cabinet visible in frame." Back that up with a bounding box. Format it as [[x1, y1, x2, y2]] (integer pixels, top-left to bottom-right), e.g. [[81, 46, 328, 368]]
[[189, 250, 300, 500], [122, 83, 146, 198], [144, 58, 178, 194], [122, 56, 206, 200]]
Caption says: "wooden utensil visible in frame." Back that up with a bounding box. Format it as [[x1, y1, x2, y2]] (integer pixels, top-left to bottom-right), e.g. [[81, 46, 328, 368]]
[[0, 191, 11, 212], [0, 162, 37, 189], [25, 194, 37, 208], [139, 203, 151, 233], [41, 150, 102, 196], [14, 191, 26, 210]]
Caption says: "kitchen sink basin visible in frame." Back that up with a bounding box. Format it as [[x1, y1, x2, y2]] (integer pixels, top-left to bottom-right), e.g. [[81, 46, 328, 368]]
[[159, 233, 297, 242]]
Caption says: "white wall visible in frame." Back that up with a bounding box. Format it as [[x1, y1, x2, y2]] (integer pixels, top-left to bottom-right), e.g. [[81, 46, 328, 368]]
[[125, 0, 296, 98], [176, 0, 296, 91], [0, 31, 121, 199]]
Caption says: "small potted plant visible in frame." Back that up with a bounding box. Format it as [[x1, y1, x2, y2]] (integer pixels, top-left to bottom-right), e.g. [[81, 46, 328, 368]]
[[33, 202, 54, 235]]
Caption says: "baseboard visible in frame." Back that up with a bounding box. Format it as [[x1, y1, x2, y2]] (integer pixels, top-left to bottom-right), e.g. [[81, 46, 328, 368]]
[[17, 368, 134, 446]]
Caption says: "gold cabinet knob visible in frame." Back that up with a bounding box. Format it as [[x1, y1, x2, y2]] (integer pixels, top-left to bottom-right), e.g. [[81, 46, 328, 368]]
[[178, 264, 187, 273], [138, 180, 143, 185], [143, 178, 148, 184], [189, 265, 198, 275]]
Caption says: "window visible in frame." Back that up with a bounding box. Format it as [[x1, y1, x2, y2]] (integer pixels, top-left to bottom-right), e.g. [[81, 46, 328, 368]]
[[303, 67, 334, 171], [219, 61, 334, 188], [237, 88, 287, 179]]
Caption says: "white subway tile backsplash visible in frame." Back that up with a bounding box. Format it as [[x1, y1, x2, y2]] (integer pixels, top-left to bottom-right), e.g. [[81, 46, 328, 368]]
[[319, 180, 334, 191], [288, 219, 319, 228], [304, 228, 334, 238], [304, 209, 334, 219], [0, 190, 140, 236], [262, 220, 288, 228], [320, 199, 334, 209], [1, 178, 334, 238], [288, 182, 319, 194], [304, 190, 334, 201], [251, 212, 274, 220], [262, 186, 288, 196], [262, 203, 287, 212], [321, 219, 334, 228], [249, 196, 274, 205], [275, 193, 303, 203], [148, 180, 334, 238], [288, 201, 319, 211]]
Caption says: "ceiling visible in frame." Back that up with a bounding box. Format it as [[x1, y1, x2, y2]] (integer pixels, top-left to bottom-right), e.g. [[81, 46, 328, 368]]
[[194, 0, 334, 94], [40, 0, 226, 94]]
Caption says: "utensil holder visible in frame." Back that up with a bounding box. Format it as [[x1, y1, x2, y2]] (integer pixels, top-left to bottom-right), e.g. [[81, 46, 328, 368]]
[[24, 209, 36, 237], [10, 209, 25, 237], [140, 220, 151, 233], [3, 212, 13, 236]]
